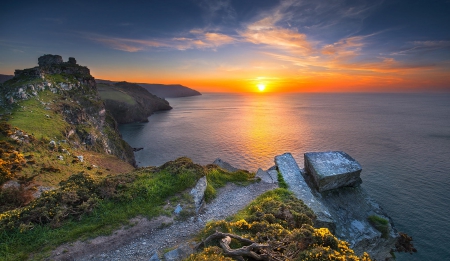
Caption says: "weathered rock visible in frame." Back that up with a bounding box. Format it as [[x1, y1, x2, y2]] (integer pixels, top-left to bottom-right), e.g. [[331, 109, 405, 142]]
[[213, 158, 238, 172], [304, 151, 362, 192], [267, 170, 279, 182], [275, 153, 335, 231], [163, 243, 193, 261], [256, 168, 277, 183], [38, 54, 63, 67], [190, 176, 207, 213], [320, 187, 397, 261]]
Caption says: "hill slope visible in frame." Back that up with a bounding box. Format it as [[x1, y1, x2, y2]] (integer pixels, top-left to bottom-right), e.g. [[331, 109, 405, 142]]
[[0, 55, 135, 199], [98, 81, 172, 124], [96, 79, 201, 98], [138, 83, 201, 98]]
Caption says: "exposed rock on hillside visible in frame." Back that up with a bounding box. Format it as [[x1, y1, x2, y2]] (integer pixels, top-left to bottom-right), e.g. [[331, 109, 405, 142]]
[[275, 152, 397, 261], [98, 81, 172, 124], [0, 54, 135, 166]]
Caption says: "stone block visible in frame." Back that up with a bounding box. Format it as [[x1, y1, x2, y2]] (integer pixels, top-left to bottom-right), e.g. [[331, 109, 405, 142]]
[[275, 153, 335, 231], [190, 176, 207, 213], [304, 151, 362, 192]]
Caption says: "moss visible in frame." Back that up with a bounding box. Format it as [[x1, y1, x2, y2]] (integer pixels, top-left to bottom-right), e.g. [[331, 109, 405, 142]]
[[368, 215, 389, 239]]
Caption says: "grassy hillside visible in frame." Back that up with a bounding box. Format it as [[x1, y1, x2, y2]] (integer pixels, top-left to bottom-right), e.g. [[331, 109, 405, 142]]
[[0, 157, 256, 260]]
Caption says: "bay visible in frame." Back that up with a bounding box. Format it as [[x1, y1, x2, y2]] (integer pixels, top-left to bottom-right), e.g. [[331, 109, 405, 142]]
[[119, 92, 450, 260]]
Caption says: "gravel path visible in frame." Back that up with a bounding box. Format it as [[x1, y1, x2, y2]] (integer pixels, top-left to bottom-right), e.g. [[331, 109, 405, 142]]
[[50, 181, 278, 261]]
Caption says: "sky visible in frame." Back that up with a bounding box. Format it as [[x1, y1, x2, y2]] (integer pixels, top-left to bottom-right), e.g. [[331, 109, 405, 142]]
[[1, 0, 450, 93]]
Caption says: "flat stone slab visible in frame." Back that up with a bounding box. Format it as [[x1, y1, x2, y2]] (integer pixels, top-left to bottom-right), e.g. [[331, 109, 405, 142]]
[[304, 151, 362, 192], [256, 168, 278, 183], [275, 153, 335, 231]]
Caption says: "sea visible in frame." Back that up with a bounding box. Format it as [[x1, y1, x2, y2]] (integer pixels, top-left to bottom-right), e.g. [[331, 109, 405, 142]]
[[119, 93, 450, 260]]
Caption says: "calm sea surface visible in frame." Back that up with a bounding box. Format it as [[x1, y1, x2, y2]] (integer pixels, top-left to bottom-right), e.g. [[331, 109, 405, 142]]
[[119, 93, 450, 260]]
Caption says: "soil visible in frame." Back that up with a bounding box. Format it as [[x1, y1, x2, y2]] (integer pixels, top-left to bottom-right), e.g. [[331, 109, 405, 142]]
[[48, 181, 278, 260]]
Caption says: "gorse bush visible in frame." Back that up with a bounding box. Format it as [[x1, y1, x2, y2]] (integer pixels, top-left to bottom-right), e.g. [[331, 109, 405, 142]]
[[190, 189, 372, 261]]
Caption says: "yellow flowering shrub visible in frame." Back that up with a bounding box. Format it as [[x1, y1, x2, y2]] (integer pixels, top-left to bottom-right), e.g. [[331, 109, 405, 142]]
[[192, 189, 372, 261]]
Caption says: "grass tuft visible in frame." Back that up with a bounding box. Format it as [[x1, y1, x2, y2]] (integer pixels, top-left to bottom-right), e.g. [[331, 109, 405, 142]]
[[368, 215, 389, 239]]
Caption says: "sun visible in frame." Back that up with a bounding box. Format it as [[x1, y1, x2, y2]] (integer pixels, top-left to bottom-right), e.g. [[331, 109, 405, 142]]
[[257, 84, 266, 92]]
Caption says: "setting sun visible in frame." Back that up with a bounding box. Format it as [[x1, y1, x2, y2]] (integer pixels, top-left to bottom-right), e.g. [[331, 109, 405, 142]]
[[257, 84, 266, 92]]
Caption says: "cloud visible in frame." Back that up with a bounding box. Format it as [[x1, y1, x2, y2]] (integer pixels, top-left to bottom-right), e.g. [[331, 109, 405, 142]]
[[391, 40, 450, 55], [87, 31, 235, 52]]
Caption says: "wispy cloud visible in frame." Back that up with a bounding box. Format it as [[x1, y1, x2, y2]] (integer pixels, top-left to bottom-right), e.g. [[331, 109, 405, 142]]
[[392, 40, 450, 55], [86, 30, 235, 52]]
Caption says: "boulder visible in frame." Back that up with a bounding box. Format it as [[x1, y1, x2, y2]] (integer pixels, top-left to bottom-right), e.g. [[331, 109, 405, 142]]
[[304, 151, 362, 192], [213, 158, 238, 172], [190, 176, 207, 213], [275, 153, 335, 231], [256, 168, 277, 183]]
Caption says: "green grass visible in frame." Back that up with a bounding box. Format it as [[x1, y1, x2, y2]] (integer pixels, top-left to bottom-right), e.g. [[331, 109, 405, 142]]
[[277, 170, 288, 189], [8, 91, 69, 140], [0, 167, 200, 260], [204, 167, 255, 202], [368, 215, 389, 239], [97, 84, 136, 105]]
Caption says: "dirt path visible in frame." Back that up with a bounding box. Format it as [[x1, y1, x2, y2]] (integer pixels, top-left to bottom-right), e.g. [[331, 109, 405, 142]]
[[49, 181, 278, 260]]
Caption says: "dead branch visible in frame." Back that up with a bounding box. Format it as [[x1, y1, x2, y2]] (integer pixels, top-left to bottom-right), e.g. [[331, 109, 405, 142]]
[[195, 232, 273, 260]]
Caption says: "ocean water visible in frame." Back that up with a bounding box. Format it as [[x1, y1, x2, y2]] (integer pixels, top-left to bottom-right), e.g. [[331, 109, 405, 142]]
[[119, 93, 450, 260]]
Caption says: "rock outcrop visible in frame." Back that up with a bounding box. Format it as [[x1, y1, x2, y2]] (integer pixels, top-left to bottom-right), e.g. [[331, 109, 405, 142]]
[[304, 151, 362, 192], [0, 54, 136, 166], [275, 152, 397, 261], [213, 158, 238, 172]]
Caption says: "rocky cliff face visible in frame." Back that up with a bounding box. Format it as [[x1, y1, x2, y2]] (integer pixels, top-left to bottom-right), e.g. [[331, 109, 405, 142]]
[[98, 81, 172, 124], [0, 54, 135, 166]]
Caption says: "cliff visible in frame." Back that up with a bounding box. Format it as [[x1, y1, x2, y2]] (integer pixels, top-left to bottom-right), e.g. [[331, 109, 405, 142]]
[[97, 81, 172, 124], [0, 54, 136, 194], [96, 79, 201, 98]]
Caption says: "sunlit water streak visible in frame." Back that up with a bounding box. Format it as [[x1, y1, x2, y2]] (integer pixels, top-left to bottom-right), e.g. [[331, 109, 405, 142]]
[[119, 93, 450, 260]]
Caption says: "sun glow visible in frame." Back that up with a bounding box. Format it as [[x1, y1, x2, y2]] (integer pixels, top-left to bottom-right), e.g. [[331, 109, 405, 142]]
[[257, 84, 266, 92]]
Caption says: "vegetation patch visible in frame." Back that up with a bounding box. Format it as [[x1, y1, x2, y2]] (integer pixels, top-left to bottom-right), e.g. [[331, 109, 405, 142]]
[[203, 164, 256, 202], [0, 157, 205, 260], [97, 84, 136, 105], [277, 170, 288, 189], [368, 215, 389, 239], [189, 188, 372, 261]]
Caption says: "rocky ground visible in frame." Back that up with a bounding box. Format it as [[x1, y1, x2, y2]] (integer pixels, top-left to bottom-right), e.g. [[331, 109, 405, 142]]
[[49, 180, 278, 260]]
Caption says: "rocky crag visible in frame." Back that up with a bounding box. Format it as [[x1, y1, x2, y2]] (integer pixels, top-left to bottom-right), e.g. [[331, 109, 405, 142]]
[[97, 81, 172, 124], [0, 54, 135, 166], [273, 152, 398, 261]]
